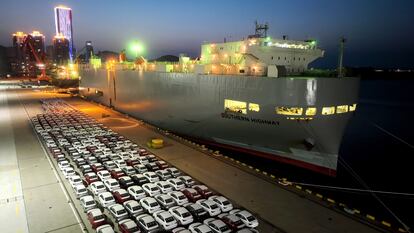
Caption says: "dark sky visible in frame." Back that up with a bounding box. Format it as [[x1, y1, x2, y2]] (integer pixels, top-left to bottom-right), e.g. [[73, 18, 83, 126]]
[[1, 0, 413, 68]]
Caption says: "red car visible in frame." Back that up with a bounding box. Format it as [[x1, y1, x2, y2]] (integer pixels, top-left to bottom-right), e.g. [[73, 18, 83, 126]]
[[182, 188, 202, 202], [87, 208, 108, 229], [220, 214, 245, 231], [155, 161, 169, 170], [126, 158, 139, 166], [112, 189, 132, 204], [118, 219, 140, 233], [91, 163, 105, 173], [110, 168, 126, 180], [193, 185, 213, 199], [84, 172, 99, 185]]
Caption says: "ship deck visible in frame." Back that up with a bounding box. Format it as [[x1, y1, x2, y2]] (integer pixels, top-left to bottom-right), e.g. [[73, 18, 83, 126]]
[[0, 86, 381, 233]]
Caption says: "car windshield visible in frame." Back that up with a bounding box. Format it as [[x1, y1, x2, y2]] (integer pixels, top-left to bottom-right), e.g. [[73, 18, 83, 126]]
[[151, 175, 157, 178], [79, 188, 86, 192], [147, 221, 157, 227], [165, 217, 175, 222], [220, 225, 230, 231], [234, 220, 243, 226], [132, 206, 141, 211], [97, 185, 105, 189], [110, 182, 118, 186], [196, 209, 205, 214], [182, 212, 191, 217], [151, 187, 158, 191], [210, 204, 219, 209], [165, 198, 173, 203], [117, 209, 126, 215], [222, 200, 230, 205], [105, 197, 113, 201], [94, 215, 104, 220], [150, 202, 158, 207], [247, 216, 256, 221], [86, 201, 95, 205], [176, 181, 184, 186], [74, 178, 81, 182], [120, 193, 129, 198], [178, 195, 186, 200]]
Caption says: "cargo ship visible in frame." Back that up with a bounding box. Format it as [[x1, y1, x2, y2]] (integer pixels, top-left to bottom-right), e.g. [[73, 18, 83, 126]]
[[79, 23, 359, 176]]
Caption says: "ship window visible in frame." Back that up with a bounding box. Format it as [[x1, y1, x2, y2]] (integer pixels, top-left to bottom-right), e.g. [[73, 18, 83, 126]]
[[284, 57, 286, 60], [336, 105, 348, 114], [276, 107, 303, 116], [225, 99, 247, 114], [271, 56, 273, 60], [305, 107, 317, 116], [322, 107, 335, 115], [293, 57, 296, 61], [248, 103, 260, 112], [349, 103, 357, 111], [298, 57, 301, 61], [278, 57, 280, 60]]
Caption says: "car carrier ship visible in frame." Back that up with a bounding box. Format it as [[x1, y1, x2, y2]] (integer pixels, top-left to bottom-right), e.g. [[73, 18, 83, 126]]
[[78, 23, 359, 176]]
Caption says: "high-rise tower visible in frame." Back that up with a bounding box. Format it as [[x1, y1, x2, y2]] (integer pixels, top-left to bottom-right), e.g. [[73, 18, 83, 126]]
[[54, 6, 74, 61]]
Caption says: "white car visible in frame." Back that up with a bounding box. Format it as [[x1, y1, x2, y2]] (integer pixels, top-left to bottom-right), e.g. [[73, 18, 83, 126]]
[[123, 200, 144, 217], [69, 175, 83, 189], [90, 181, 106, 195], [114, 159, 127, 168], [188, 223, 213, 233], [167, 178, 186, 190], [62, 167, 76, 178], [136, 214, 159, 233], [96, 224, 115, 233], [58, 160, 70, 171], [104, 178, 120, 192], [203, 218, 231, 233], [208, 196, 233, 212], [128, 185, 147, 200], [155, 170, 172, 181], [133, 164, 148, 174], [229, 209, 259, 228], [169, 206, 194, 225], [154, 194, 176, 209], [98, 191, 116, 208], [142, 183, 161, 197], [140, 197, 161, 214], [74, 184, 88, 198], [97, 170, 111, 181], [137, 156, 149, 165], [155, 181, 174, 193], [178, 176, 195, 187], [108, 204, 129, 222], [103, 161, 117, 170], [165, 167, 181, 177], [80, 195, 96, 212], [122, 166, 136, 176], [168, 191, 189, 206], [118, 219, 140, 233], [143, 172, 159, 183], [196, 199, 221, 217], [153, 210, 178, 231]]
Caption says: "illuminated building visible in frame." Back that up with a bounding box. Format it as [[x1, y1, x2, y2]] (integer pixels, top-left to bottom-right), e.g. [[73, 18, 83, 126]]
[[85, 41, 94, 62], [54, 6, 75, 61], [11, 31, 45, 76], [53, 34, 70, 64]]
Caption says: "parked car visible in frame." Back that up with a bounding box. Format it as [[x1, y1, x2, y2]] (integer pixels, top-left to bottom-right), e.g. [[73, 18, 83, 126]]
[[145, 162, 159, 171], [114, 159, 127, 168], [203, 218, 231, 233], [110, 168, 126, 180], [182, 188, 202, 203], [143, 172, 159, 183], [74, 184, 88, 198], [153, 210, 178, 231], [131, 174, 148, 186], [168, 206, 194, 225], [196, 200, 221, 217], [96, 224, 115, 233], [97, 170, 111, 181], [87, 208, 108, 229], [69, 175, 83, 189], [165, 168, 181, 178], [167, 178, 186, 191], [188, 223, 213, 233], [80, 164, 93, 175], [155, 170, 172, 181], [178, 176, 195, 187], [118, 219, 140, 233], [218, 213, 245, 231], [91, 163, 105, 173], [193, 185, 213, 199], [62, 167, 76, 178], [208, 196, 233, 212], [155, 160, 169, 170], [154, 194, 176, 209], [142, 183, 161, 197], [108, 203, 129, 222], [113, 189, 132, 204], [140, 197, 161, 214], [155, 181, 174, 194], [98, 191, 116, 208], [136, 214, 160, 233], [128, 185, 147, 200], [58, 160, 70, 170], [103, 161, 117, 170], [123, 200, 144, 218], [122, 166, 137, 176], [90, 181, 106, 195], [229, 209, 258, 228], [119, 176, 135, 189], [183, 203, 208, 222], [133, 164, 148, 174], [84, 172, 99, 185], [104, 178, 120, 192], [80, 195, 97, 212]]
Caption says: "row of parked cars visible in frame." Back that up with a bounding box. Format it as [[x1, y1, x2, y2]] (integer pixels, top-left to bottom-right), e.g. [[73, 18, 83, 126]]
[[32, 99, 259, 233]]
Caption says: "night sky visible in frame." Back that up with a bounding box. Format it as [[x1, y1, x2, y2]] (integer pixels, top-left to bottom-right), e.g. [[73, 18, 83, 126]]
[[1, 0, 413, 68]]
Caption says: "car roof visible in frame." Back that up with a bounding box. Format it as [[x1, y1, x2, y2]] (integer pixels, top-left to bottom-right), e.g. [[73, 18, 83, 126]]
[[225, 214, 240, 221], [210, 219, 226, 227], [124, 200, 139, 207], [88, 208, 102, 216], [81, 195, 94, 201], [121, 219, 137, 228], [115, 189, 127, 194], [157, 210, 172, 218], [237, 210, 252, 217]]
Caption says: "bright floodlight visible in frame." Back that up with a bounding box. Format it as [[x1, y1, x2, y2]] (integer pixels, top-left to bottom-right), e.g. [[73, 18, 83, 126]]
[[130, 41, 144, 57]]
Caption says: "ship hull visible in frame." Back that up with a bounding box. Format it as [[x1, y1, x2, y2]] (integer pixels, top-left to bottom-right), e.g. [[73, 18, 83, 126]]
[[79, 68, 359, 176]]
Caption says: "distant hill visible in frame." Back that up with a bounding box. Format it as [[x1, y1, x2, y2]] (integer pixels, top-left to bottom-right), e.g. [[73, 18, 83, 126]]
[[149, 55, 179, 62]]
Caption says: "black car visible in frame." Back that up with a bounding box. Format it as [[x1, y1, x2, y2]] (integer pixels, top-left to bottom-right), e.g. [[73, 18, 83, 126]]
[[184, 203, 208, 222], [130, 174, 148, 186], [97, 155, 110, 163], [118, 176, 135, 189], [145, 162, 159, 172]]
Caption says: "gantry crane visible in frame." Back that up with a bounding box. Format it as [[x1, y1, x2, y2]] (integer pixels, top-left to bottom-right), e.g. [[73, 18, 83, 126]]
[[22, 35, 50, 82]]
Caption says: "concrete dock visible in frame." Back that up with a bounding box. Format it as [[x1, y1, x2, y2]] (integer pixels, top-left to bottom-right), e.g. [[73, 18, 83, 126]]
[[0, 87, 382, 233]]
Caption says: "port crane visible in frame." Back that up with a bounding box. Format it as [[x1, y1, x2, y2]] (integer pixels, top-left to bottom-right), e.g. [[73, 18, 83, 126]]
[[22, 35, 50, 82]]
